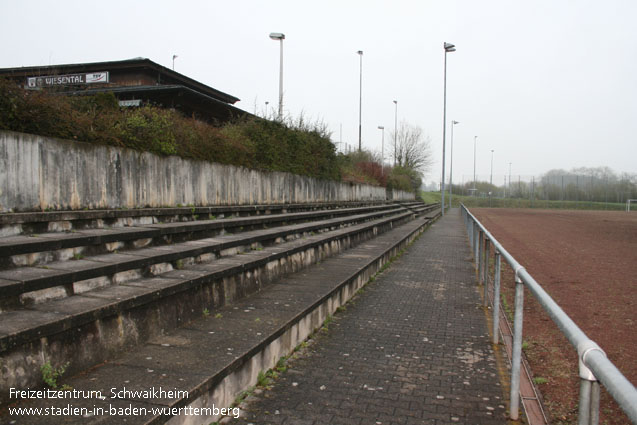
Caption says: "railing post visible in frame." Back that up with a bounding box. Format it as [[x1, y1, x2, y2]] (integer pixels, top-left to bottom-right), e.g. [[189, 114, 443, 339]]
[[478, 230, 484, 279], [577, 340, 604, 425], [590, 381, 600, 425], [483, 237, 490, 306], [579, 379, 592, 425], [467, 213, 473, 246], [510, 266, 525, 421], [493, 251, 501, 345], [473, 225, 479, 269]]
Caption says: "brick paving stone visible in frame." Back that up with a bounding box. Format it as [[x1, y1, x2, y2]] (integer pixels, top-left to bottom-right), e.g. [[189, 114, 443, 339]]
[[231, 209, 508, 425]]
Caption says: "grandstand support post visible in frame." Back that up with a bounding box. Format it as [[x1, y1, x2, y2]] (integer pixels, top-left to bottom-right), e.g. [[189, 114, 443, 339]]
[[510, 268, 525, 421], [493, 251, 501, 345]]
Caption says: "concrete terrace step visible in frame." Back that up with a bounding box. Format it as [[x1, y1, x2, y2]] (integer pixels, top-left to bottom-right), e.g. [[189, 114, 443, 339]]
[[1, 211, 439, 425], [0, 204, 404, 262], [0, 209, 418, 348], [0, 205, 435, 401], [0, 206, 411, 305], [0, 201, 397, 237]]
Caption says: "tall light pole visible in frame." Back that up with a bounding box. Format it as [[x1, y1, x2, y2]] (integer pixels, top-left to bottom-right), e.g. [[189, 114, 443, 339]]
[[490, 150, 494, 187], [489, 149, 495, 206], [393, 100, 398, 166], [269, 32, 285, 120], [440, 42, 456, 216], [473, 136, 478, 196], [172, 55, 178, 71], [378, 126, 385, 176], [449, 120, 459, 209], [357, 50, 363, 151], [509, 162, 512, 198]]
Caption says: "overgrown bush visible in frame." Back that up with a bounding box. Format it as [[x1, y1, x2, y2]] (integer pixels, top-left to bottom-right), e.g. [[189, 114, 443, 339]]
[[339, 150, 385, 186], [387, 166, 422, 193], [0, 79, 340, 181]]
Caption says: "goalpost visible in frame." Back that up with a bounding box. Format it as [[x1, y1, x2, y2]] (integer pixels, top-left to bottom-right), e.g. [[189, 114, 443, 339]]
[[627, 199, 637, 212]]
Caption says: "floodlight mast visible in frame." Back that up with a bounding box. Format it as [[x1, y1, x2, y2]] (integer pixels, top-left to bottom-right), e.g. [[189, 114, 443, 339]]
[[357, 50, 363, 151], [269, 32, 285, 120], [440, 42, 456, 216]]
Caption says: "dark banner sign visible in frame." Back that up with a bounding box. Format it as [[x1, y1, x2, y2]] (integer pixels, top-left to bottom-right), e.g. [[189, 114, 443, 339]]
[[26, 72, 109, 88]]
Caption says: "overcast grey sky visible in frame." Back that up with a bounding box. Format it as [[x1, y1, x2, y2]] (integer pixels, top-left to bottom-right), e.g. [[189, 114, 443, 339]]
[[1, 0, 636, 185]]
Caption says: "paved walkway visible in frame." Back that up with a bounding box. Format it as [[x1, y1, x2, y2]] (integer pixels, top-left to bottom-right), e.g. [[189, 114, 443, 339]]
[[231, 209, 508, 425]]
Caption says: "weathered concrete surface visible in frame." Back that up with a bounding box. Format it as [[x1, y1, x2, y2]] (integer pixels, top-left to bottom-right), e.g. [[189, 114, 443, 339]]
[[0, 131, 414, 212], [1, 213, 433, 425], [0, 210, 421, 402], [232, 208, 509, 425]]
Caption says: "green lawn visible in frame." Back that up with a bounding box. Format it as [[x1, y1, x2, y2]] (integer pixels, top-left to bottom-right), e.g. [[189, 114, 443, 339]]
[[420, 191, 626, 211]]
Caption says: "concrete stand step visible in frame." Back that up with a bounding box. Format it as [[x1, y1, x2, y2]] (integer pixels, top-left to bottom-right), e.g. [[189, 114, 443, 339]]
[[0, 205, 436, 402], [1, 213, 439, 425], [0, 207, 410, 306]]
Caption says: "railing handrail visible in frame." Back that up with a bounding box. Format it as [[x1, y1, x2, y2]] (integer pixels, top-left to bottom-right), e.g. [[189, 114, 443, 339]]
[[461, 204, 637, 423]]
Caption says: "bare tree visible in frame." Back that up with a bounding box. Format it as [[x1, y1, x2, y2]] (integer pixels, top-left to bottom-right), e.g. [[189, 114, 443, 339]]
[[390, 122, 434, 174]]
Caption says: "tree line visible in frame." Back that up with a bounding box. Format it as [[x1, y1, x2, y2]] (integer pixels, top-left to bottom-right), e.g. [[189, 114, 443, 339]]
[[449, 166, 637, 204]]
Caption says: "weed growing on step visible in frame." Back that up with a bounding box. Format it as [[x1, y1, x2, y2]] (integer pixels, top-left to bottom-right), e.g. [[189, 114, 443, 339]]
[[215, 313, 223, 319], [321, 314, 333, 332], [72, 253, 84, 260], [532, 376, 548, 385], [41, 361, 69, 389], [203, 308, 210, 317]]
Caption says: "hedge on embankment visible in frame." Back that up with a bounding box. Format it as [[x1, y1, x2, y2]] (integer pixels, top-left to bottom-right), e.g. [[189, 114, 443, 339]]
[[0, 78, 341, 182]]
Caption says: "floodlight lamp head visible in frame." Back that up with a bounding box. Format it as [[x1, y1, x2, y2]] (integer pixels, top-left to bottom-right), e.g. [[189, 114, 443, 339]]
[[269, 33, 285, 40], [378, 126, 384, 130], [452, 120, 460, 125], [444, 42, 456, 52], [357, 50, 363, 55]]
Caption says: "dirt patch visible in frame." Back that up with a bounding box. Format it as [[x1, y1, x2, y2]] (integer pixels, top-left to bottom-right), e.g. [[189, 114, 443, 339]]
[[471, 208, 637, 425]]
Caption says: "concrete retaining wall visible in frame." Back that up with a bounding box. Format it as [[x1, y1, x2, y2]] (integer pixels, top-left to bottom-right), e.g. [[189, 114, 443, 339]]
[[0, 131, 414, 212]]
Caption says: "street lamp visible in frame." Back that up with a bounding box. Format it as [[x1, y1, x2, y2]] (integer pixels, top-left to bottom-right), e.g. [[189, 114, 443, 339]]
[[393, 100, 398, 166], [172, 55, 178, 71], [269, 32, 285, 120], [473, 136, 478, 196], [378, 126, 385, 176], [357, 50, 363, 151], [440, 42, 456, 216], [449, 120, 459, 209]]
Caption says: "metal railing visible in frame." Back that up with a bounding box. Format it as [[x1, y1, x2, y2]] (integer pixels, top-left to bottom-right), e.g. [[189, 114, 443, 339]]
[[461, 204, 637, 425]]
